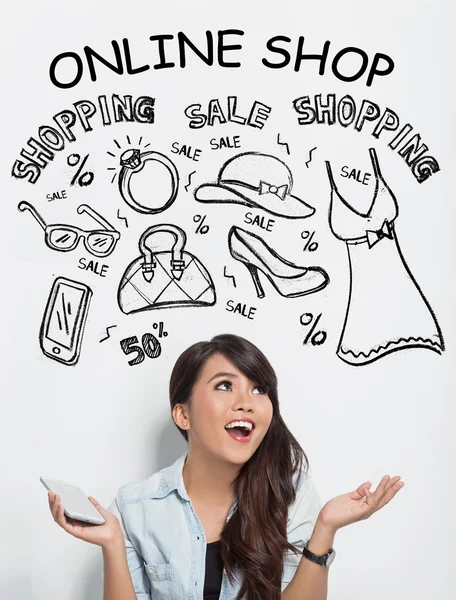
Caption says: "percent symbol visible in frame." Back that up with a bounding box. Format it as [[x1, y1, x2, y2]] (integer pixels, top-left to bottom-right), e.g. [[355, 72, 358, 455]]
[[301, 230, 318, 252], [193, 214, 210, 234], [67, 153, 95, 186], [300, 312, 327, 346], [153, 322, 168, 338]]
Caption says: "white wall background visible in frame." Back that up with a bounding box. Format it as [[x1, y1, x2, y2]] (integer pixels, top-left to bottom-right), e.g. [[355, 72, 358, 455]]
[[1, 1, 455, 599]]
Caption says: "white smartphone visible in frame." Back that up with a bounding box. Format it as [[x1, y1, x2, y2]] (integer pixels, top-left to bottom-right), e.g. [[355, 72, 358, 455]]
[[40, 476, 105, 525]]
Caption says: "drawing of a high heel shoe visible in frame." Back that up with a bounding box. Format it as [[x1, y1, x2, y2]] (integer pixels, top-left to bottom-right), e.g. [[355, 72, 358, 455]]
[[228, 226, 329, 299]]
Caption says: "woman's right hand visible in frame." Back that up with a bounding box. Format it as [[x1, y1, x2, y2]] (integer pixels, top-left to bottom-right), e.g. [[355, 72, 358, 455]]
[[48, 491, 123, 550]]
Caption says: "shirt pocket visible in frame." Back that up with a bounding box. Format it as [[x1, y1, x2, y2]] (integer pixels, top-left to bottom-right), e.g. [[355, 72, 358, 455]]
[[144, 562, 175, 600]]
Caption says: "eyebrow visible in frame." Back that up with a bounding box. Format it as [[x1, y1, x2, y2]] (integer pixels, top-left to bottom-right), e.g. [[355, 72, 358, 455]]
[[207, 372, 239, 384]]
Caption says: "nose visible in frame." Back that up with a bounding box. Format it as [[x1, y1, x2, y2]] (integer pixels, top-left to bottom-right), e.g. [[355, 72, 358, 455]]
[[231, 388, 255, 412]]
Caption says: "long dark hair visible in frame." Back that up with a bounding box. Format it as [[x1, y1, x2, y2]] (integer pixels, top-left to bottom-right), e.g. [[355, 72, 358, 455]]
[[169, 333, 309, 600]]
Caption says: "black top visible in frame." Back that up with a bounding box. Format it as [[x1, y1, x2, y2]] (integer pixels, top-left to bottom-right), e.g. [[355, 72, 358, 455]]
[[203, 540, 224, 600]]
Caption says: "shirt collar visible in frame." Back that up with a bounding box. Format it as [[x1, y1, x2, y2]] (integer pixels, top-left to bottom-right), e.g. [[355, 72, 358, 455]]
[[150, 450, 238, 519], [150, 450, 190, 502]]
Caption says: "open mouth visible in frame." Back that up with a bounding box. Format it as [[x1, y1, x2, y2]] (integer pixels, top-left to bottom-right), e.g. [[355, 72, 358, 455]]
[[224, 425, 254, 442]]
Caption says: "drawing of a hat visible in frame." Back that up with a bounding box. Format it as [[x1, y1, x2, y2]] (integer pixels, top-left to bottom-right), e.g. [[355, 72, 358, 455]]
[[194, 152, 315, 218]]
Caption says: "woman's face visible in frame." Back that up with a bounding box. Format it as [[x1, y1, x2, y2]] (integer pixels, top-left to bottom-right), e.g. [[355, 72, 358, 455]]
[[180, 352, 274, 464]]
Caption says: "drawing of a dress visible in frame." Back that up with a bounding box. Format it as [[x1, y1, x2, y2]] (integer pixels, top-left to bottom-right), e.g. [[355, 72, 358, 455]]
[[325, 148, 444, 366]]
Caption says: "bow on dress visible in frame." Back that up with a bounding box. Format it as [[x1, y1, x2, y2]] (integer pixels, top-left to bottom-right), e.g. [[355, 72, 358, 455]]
[[366, 219, 394, 248]]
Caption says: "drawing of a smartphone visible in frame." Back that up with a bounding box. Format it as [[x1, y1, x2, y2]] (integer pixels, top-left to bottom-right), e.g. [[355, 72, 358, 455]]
[[39, 276, 92, 365]]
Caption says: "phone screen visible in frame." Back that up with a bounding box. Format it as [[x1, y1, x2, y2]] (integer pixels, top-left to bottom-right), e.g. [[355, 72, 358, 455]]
[[46, 284, 84, 349]]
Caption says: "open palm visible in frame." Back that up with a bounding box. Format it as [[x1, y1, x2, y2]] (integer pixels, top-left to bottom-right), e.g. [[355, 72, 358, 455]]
[[318, 475, 405, 533], [48, 491, 121, 549]]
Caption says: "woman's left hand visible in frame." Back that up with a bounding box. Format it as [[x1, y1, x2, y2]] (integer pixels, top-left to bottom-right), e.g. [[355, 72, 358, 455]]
[[317, 475, 405, 534]]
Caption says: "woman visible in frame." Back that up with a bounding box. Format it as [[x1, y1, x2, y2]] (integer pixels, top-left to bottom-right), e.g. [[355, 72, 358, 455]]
[[48, 333, 404, 600]]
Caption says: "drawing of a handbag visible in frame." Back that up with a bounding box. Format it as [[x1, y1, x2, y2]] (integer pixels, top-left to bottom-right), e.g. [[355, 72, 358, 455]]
[[118, 224, 216, 314]]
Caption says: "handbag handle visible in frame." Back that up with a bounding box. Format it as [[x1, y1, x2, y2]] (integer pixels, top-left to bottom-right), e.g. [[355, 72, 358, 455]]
[[139, 224, 187, 282]]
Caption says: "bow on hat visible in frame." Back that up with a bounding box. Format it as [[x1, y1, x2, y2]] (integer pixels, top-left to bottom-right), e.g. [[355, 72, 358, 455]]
[[259, 181, 288, 200], [366, 219, 394, 248]]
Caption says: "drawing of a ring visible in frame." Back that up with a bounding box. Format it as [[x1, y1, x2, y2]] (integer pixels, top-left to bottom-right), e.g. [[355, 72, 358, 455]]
[[118, 149, 179, 214]]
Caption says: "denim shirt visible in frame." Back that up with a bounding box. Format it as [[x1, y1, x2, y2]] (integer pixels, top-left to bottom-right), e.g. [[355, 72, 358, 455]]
[[105, 451, 322, 599]]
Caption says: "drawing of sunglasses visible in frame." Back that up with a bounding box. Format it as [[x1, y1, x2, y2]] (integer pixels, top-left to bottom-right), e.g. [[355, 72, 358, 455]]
[[18, 201, 121, 258]]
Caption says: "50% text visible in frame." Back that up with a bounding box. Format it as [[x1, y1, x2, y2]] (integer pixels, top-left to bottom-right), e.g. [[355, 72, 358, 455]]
[[120, 322, 168, 366]]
